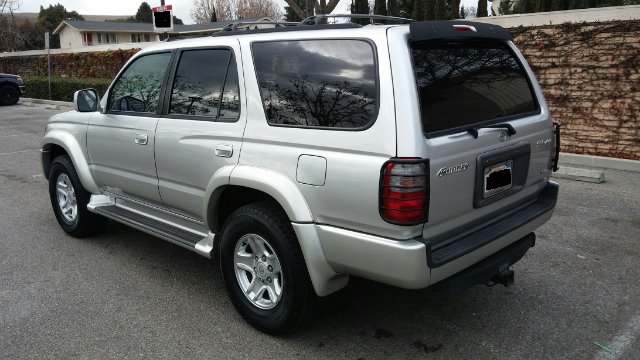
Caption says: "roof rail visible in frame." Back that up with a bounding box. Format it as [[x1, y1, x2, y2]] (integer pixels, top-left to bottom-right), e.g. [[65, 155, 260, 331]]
[[222, 21, 299, 32], [299, 14, 414, 26]]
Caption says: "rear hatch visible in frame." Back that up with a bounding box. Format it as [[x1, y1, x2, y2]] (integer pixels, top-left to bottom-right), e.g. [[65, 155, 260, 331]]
[[405, 22, 555, 249]]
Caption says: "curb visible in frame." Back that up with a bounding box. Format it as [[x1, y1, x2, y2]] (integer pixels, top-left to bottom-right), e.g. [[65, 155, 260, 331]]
[[20, 98, 73, 108], [552, 166, 605, 183], [559, 153, 640, 173]]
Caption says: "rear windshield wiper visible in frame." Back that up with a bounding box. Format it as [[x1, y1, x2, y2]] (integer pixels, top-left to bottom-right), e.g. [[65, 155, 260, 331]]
[[467, 123, 517, 139]]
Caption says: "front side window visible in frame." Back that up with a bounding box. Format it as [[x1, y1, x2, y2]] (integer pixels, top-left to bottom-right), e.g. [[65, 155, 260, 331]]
[[252, 39, 378, 129], [168, 49, 240, 120], [108, 52, 171, 113]]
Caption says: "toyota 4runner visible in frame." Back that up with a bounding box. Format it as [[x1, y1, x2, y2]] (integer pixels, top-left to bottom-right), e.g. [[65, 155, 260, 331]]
[[41, 16, 559, 334]]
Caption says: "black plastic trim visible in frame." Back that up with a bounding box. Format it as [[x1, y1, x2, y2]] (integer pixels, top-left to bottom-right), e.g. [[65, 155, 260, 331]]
[[431, 233, 535, 295], [213, 23, 361, 37], [426, 181, 557, 268], [552, 122, 561, 172], [473, 142, 531, 208], [410, 21, 513, 42]]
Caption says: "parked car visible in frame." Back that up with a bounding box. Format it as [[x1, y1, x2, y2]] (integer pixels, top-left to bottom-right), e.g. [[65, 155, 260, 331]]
[[41, 16, 560, 334], [0, 73, 25, 105]]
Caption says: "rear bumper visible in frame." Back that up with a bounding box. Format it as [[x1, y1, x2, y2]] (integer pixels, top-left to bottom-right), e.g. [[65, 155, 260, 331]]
[[317, 181, 558, 291], [430, 233, 536, 295]]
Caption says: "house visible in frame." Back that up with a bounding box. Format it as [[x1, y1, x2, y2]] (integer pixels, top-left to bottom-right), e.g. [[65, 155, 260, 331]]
[[53, 18, 270, 49]]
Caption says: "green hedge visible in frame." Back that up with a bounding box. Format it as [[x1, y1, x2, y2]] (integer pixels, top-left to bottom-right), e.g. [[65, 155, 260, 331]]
[[23, 76, 112, 102]]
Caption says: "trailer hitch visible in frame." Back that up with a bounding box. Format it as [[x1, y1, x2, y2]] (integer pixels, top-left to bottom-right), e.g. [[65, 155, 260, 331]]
[[485, 264, 515, 288]]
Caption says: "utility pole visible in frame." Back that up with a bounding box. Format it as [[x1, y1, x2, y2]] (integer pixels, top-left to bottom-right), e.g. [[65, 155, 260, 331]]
[[45, 32, 51, 100]]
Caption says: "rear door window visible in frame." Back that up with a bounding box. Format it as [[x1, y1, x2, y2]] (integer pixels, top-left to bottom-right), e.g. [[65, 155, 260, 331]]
[[169, 49, 240, 121], [252, 39, 378, 129], [412, 41, 538, 136]]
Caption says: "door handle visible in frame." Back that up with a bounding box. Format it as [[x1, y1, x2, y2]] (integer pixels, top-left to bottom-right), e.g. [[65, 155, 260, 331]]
[[215, 144, 233, 158], [134, 133, 148, 145]]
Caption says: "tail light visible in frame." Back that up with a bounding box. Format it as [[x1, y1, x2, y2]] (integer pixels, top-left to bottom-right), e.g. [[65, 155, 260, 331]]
[[379, 158, 429, 225], [550, 121, 561, 172]]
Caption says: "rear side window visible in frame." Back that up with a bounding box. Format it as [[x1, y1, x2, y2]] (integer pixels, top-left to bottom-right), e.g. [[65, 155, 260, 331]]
[[253, 39, 378, 129], [413, 41, 537, 135], [169, 49, 240, 121]]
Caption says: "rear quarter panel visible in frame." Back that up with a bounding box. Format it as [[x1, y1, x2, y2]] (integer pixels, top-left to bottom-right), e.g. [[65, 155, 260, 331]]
[[237, 29, 423, 239]]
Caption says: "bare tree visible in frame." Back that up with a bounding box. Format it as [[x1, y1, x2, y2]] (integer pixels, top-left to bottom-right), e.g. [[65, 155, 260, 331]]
[[0, 0, 20, 15], [284, 0, 341, 20], [236, 0, 282, 20], [190, 0, 217, 24], [0, 0, 21, 51], [192, 0, 281, 22], [216, 0, 236, 21]]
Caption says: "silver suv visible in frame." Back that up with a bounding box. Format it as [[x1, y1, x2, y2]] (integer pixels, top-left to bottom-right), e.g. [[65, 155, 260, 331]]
[[41, 17, 559, 334]]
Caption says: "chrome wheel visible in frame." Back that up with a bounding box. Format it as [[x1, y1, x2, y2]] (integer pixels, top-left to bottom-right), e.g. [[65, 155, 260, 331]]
[[56, 173, 77, 223], [234, 233, 283, 310]]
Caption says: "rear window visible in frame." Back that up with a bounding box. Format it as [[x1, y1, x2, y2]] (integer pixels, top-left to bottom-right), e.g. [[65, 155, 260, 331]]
[[412, 41, 537, 135], [252, 39, 378, 129]]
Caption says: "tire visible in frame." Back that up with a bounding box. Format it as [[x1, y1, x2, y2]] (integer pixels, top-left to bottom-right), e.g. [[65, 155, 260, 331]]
[[48, 155, 107, 237], [219, 202, 315, 334], [0, 85, 20, 106]]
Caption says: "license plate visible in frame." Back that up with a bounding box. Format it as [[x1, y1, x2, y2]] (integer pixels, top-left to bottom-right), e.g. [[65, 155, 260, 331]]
[[483, 160, 513, 198]]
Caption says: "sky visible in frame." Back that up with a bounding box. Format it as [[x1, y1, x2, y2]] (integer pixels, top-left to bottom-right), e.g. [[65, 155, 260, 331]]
[[17, 0, 353, 25], [18, 0, 480, 25]]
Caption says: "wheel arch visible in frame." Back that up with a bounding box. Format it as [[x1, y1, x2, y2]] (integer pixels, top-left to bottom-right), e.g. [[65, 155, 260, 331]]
[[203, 166, 347, 297], [204, 165, 314, 233], [41, 130, 100, 193]]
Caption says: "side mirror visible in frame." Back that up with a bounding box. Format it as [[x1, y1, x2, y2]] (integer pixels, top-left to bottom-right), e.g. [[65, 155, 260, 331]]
[[74, 89, 100, 112]]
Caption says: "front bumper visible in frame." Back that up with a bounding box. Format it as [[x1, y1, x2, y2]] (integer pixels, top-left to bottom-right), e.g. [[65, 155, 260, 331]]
[[19, 85, 25, 95], [317, 181, 558, 290]]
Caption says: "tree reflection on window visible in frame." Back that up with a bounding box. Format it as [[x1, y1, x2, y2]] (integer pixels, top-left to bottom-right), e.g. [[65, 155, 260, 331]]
[[253, 40, 378, 129], [108, 52, 171, 113], [169, 49, 240, 121], [412, 41, 536, 133]]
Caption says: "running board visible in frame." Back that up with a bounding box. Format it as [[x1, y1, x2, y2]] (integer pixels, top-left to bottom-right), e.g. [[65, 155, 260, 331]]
[[88, 196, 214, 258]]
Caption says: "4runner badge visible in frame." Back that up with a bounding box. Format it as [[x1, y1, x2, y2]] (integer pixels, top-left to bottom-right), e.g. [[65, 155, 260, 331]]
[[437, 163, 469, 177]]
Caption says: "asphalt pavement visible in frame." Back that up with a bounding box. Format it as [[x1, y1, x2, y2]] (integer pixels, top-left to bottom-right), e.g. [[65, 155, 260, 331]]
[[1, 103, 639, 359]]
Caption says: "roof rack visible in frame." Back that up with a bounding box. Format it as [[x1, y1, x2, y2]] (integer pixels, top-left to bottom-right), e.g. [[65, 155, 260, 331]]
[[300, 14, 414, 25], [222, 21, 299, 32], [211, 14, 412, 37]]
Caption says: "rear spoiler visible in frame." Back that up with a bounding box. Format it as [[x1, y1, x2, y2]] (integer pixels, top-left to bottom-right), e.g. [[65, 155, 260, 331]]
[[410, 21, 513, 43]]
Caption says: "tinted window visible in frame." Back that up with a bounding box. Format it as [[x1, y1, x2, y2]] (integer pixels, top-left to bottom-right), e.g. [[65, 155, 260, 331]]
[[413, 41, 537, 135], [108, 52, 171, 113], [253, 40, 378, 129], [169, 49, 240, 120]]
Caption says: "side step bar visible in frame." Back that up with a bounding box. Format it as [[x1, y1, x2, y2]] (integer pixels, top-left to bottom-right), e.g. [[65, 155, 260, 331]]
[[89, 199, 214, 258]]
